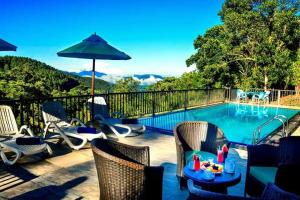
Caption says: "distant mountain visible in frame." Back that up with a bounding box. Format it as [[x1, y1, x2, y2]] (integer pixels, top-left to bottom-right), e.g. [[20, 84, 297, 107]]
[[67, 70, 164, 86], [70, 70, 107, 78], [0, 56, 111, 100]]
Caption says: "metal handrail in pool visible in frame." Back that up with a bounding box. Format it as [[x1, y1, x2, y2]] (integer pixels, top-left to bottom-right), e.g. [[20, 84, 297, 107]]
[[252, 115, 289, 144]]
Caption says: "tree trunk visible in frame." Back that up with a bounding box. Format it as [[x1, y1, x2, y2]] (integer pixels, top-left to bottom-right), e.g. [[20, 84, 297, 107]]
[[264, 72, 268, 91]]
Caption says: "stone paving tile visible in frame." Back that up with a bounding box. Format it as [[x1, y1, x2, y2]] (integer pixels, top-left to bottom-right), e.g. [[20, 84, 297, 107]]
[[46, 150, 92, 168], [292, 126, 300, 136], [21, 160, 61, 176], [0, 131, 247, 199]]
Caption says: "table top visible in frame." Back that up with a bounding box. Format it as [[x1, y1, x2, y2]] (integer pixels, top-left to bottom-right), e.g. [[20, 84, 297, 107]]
[[183, 162, 241, 188]]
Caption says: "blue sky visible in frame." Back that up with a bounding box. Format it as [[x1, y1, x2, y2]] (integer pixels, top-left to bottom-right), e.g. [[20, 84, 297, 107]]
[[0, 0, 223, 76]]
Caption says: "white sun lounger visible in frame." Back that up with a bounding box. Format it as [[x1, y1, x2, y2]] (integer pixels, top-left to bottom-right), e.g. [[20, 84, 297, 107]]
[[0, 105, 52, 165], [42, 101, 106, 150], [88, 97, 146, 137]]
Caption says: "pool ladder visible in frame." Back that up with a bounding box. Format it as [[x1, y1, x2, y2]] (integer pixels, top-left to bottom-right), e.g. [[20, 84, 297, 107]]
[[252, 115, 289, 144]]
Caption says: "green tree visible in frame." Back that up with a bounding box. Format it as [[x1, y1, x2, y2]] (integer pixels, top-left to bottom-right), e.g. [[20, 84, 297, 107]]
[[147, 77, 179, 91], [147, 72, 205, 91], [187, 0, 300, 90], [113, 77, 140, 93], [291, 50, 300, 86]]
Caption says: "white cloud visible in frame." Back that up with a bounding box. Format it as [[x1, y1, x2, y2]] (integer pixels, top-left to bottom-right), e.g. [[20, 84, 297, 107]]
[[99, 74, 123, 84], [64, 68, 81, 73], [133, 75, 162, 85], [97, 74, 163, 85]]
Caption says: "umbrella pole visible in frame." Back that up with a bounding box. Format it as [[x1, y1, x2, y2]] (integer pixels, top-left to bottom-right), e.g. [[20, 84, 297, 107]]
[[91, 59, 95, 121]]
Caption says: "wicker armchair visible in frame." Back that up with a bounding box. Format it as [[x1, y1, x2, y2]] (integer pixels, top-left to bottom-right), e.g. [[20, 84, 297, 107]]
[[174, 121, 228, 189], [91, 139, 164, 200], [246, 136, 300, 197]]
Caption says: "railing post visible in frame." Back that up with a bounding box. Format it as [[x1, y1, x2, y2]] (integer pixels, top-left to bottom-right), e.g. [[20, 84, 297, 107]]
[[207, 89, 210, 105], [184, 90, 188, 110], [152, 92, 155, 117], [20, 98, 24, 125], [277, 90, 281, 105], [224, 88, 228, 101], [106, 91, 110, 116]]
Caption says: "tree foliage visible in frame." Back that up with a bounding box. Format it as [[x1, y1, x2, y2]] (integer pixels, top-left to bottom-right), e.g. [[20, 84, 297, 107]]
[[113, 77, 140, 93], [147, 72, 204, 91], [187, 0, 300, 90], [0, 56, 111, 99]]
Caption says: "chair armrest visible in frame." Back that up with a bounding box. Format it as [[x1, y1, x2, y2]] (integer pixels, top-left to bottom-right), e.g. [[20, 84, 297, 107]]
[[70, 118, 86, 127], [43, 121, 67, 134], [247, 144, 279, 166], [145, 166, 164, 200], [18, 125, 35, 137], [275, 164, 300, 195], [174, 133, 191, 153], [94, 114, 106, 121], [174, 135, 187, 177]]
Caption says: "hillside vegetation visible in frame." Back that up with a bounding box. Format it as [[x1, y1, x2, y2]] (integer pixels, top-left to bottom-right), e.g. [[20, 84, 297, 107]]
[[0, 56, 111, 99]]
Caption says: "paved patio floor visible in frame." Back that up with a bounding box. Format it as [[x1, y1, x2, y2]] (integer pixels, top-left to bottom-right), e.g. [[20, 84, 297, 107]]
[[0, 131, 247, 200]]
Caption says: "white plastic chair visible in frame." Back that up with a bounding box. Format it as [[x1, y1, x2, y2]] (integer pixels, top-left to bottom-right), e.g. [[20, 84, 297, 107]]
[[236, 89, 247, 102], [0, 105, 52, 165], [252, 91, 270, 104], [42, 101, 106, 150], [88, 97, 146, 137]]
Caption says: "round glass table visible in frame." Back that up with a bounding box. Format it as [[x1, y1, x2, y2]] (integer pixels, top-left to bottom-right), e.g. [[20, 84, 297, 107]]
[[183, 162, 241, 194]]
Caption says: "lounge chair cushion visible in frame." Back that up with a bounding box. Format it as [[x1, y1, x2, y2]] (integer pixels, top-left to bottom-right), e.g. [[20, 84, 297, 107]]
[[185, 150, 217, 164], [250, 166, 278, 185], [77, 127, 97, 134], [16, 137, 44, 145], [122, 118, 138, 124]]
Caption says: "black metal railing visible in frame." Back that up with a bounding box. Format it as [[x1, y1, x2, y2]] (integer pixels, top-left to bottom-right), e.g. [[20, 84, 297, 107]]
[[0, 89, 226, 133]]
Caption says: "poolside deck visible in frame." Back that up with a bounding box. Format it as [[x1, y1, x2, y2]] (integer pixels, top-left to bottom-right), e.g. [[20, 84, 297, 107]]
[[0, 131, 247, 200]]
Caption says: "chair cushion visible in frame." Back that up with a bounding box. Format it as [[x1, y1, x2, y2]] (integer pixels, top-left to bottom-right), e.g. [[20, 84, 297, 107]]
[[185, 150, 217, 164], [122, 118, 138, 124], [250, 166, 278, 185], [16, 137, 44, 145], [77, 127, 97, 134]]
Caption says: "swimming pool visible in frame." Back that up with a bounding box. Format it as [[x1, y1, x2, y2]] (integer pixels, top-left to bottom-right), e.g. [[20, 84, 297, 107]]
[[139, 103, 299, 145]]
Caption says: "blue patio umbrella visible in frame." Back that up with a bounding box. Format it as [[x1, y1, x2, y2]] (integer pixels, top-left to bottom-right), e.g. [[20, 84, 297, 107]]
[[0, 38, 17, 51], [57, 33, 131, 119]]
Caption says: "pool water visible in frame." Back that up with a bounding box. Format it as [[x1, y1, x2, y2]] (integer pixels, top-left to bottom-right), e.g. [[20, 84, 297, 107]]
[[139, 103, 299, 145]]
